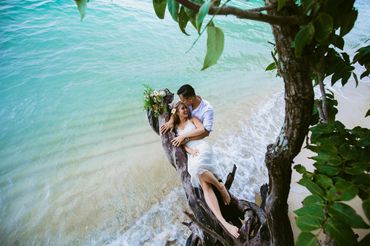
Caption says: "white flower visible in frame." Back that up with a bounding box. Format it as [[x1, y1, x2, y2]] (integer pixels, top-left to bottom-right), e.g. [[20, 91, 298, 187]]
[[171, 108, 177, 114], [154, 90, 159, 96], [159, 90, 166, 97]]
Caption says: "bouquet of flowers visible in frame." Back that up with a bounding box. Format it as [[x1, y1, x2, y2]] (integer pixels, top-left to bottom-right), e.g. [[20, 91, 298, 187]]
[[143, 85, 168, 117]]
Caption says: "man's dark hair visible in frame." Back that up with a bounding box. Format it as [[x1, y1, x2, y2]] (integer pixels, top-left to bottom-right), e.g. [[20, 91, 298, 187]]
[[177, 84, 196, 98]]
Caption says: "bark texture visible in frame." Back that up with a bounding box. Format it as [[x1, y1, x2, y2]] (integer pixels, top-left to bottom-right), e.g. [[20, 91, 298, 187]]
[[264, 1, 314, 245]]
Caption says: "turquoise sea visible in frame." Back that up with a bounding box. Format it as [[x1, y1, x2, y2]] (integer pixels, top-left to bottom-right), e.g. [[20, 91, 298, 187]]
[[0, 0, 369, 245]]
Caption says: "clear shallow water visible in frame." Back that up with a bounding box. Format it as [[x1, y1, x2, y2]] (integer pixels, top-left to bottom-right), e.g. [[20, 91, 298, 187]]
[[0, 0, 369, 245]]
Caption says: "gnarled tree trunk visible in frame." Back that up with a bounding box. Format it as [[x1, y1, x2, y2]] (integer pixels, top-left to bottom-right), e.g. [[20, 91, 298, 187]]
[[264, 1, 314, 245]]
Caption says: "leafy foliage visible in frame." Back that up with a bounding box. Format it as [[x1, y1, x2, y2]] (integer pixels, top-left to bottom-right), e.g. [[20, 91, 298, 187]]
[[294, 98, 370, 245], [353, 45, 370, 79]]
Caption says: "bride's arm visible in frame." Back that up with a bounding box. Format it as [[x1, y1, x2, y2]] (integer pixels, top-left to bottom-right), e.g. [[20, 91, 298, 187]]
[[171, 117, 206, 147], [184, 145, 199, 157]]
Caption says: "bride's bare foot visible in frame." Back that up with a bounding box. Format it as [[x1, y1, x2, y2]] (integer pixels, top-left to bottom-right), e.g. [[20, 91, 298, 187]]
[[221, 220, 240, 238], [219, 183, 231, 205]]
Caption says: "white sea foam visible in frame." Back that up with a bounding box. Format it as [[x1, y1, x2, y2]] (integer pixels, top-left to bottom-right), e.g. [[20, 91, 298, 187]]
[[101, 92, 284, 245]]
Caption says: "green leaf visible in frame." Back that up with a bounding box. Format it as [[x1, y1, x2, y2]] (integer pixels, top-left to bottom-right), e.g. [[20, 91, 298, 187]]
[[310, 144, 341, 164], [196, 0, 212, 33], [340, 9, 358, 37], [331, 70, 344, 85], [341, 70, 352, 86], [298, 177, 325, 197], [294, 164, 307, 174], [344, 161, 369, 175], [178, 6, 190, 35], [185, 9, 197, 29], [296, 215, 323, 231], [303, 195, 324, 206], [295, 204, 325, 219], [324, 217, 357, 246], [333, 180, 358, 201], [277, 0, 286, 11], [363, 198, 370, 221], [202, 26, 224, 70], [316, 174, 334, 190], [167, 0, 179, 22], [294, 23, 315, 57], [295, 232, 317, 246], [265, 62, 276, 71], [75, 0, 89, 20], [330, 34, 344, 50], [301, 0, 315, 14], [360, 70, 370, 79], [366, 109, 370, 117], [352, 72, 359, 87], [314, 12, 333, 44], [153, 0, 167, 19], [329, 202, 370, 228]]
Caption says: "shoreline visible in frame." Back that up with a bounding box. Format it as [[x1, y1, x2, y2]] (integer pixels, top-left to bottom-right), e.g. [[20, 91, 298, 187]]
[[288, 81, 370, 240]]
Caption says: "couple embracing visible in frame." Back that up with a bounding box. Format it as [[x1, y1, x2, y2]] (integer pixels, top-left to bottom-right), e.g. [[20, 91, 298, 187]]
[[161, 84, 240, 238]]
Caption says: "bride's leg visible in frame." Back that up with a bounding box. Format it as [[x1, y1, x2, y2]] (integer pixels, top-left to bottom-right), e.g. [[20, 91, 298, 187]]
[[199, 171, 230, 205], [199, 177, 240, 238]]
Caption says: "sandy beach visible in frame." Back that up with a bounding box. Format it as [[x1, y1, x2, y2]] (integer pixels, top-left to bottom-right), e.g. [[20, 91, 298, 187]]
[[289, 81, 370, 240]]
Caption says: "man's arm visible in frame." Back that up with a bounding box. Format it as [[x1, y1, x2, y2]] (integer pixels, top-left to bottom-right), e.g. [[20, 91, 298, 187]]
[[201, 108, 214, 134], [188, 130, 209, 140], [171, 117, 206, 147], [187, 108, 213, 140]]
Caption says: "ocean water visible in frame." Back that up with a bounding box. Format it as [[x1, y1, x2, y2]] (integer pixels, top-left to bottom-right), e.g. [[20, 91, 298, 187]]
[[0, 0, 369, 245]]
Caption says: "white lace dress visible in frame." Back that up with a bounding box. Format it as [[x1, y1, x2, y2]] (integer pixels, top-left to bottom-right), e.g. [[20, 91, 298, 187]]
[[177, 120, 221, 188]]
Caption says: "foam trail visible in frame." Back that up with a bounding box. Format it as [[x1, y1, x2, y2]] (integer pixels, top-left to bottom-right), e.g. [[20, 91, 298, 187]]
[[104, 92, 284, 245]]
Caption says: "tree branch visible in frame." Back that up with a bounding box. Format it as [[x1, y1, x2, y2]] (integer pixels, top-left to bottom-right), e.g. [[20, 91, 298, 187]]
[[318, 73, 328, 123], [184, 211, 230, 245], [249, 5, 276, 12], [176, 0, 306, 26]]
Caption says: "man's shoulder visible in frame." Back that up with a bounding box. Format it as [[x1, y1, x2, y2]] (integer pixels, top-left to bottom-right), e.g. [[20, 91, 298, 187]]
[[200, 98, 213, 111]]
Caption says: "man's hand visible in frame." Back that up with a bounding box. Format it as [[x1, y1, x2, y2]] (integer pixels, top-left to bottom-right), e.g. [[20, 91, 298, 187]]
[[160, 121, 174, 135], [171, 135, 185, 147]]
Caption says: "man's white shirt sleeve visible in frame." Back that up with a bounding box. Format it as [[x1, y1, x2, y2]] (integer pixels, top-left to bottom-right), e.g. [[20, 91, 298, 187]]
[[202, 109, 214, 132]]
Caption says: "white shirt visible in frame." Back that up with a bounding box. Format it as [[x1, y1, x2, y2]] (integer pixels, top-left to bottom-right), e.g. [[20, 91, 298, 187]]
[[190, 98, 214, 132]]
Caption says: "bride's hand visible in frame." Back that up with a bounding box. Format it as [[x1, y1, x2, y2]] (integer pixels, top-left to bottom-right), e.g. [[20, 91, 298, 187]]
[[160, 121, 174, 135], [171, 136, 185, 147]]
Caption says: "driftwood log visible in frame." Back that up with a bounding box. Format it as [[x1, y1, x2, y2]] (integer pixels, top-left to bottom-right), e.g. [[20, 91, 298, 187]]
[[147, 89, 270, 245]]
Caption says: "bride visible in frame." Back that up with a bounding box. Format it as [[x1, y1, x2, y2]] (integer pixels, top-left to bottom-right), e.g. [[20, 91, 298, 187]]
[[170, 102, 240, 238]]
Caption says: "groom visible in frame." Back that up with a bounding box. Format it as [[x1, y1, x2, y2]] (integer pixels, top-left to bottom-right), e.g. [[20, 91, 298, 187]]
[[160, 84, 214, 147]]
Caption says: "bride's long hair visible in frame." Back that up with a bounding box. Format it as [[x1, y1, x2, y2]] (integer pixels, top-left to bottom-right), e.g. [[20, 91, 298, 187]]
[[172, 101, 190, 128]]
